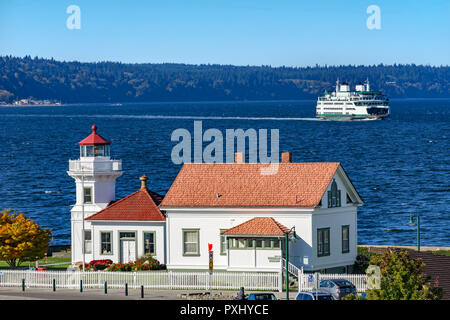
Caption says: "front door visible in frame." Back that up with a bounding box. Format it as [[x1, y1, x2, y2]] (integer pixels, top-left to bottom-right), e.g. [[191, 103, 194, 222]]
[[120, 240, 136, 263]]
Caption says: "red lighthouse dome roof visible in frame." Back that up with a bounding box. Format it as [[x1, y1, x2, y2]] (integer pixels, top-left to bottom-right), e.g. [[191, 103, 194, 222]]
[[78, 125, 111, 146]]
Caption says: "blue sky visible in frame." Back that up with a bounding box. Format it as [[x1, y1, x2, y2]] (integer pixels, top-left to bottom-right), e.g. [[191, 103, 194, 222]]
[[0, 0, 448, 66]]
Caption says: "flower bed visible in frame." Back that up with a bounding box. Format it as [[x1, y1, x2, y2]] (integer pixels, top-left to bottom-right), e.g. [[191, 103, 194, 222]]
[[79, 259, 113, 271], [106, 256, 166, 272]]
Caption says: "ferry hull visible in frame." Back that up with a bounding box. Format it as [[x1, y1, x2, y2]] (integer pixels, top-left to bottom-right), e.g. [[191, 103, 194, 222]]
[[317, 113, 389, 121]]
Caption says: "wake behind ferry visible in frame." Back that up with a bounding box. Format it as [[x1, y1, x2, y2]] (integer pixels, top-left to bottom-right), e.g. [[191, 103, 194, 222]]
[[316, 79, 390, 120]]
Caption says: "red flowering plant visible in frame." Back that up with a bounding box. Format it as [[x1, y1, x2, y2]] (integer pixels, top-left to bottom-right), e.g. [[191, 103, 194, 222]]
[[80, 259, 113, 271], [106, 255, 166, 272]]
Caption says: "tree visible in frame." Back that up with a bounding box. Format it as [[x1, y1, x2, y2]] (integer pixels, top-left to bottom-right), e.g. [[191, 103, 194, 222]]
[[365, 249, 443, 300], [0, 209, 51, 269]]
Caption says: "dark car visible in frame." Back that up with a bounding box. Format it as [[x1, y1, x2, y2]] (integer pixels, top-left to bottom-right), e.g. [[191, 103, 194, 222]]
[[247, 293, 277, 300], [296, 291, 334, 300], [318, 279, 357, 300]]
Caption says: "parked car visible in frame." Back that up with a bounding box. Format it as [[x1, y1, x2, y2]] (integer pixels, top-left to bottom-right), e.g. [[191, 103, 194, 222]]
[[247, 293, 277, 300], [318, 279, 357, 300], [296, 291, 334, 300]]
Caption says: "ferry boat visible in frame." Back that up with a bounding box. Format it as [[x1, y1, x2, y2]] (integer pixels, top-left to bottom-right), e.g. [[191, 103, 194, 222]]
[[316, 79, 390, 120]]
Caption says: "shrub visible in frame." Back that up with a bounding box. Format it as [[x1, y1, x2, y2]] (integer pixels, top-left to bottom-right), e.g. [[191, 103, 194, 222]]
[[79, 259, 113, 271], [106, 256, 166, 272]]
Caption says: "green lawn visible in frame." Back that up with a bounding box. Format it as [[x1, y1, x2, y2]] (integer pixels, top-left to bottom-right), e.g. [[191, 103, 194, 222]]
[[431, 250, 450, 256], [0, 256, 72, 270]]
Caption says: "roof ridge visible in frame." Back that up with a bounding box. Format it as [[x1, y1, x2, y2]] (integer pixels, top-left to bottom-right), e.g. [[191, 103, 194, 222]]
[[85, 187, 165, 221], [85, 189, 142, 220], [141, 188, 166, 219]]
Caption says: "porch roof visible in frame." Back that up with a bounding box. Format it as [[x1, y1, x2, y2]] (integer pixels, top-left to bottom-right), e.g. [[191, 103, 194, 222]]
[[221, 217, 291, 236]]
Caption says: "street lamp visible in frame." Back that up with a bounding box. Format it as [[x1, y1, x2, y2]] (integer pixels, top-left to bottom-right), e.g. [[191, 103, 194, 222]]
[[408, 213, 420, 252], [284, 226, 296, 300]]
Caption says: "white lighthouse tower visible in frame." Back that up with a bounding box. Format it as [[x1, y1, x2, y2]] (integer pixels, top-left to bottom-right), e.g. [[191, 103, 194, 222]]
[[67, 125, 122, 265]]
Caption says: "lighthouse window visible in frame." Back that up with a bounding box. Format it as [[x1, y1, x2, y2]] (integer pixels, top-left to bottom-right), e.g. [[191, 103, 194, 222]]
[[86, 146, 95, 157], [80, 146, 86, 157], [83, 187, 92, 204], [83, 230, 92, 254], [94, 145, 106, 157]]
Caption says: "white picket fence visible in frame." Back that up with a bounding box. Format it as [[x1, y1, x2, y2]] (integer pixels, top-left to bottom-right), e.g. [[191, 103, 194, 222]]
[[0, 270, 281, 291], [298, 271, 368, 293]]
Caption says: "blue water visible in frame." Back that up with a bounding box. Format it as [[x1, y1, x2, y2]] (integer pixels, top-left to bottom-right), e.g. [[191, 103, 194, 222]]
[[0, 99, 449, 246]]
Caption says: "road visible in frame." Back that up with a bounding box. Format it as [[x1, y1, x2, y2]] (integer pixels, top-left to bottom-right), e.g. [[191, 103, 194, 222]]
[[0, 287, 299, 300]]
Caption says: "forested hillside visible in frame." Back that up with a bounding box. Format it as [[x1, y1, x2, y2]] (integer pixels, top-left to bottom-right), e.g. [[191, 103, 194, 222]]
[[0, 56, 448, 103]]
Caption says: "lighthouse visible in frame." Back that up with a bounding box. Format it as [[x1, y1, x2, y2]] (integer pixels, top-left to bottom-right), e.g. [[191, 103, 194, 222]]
[[67, 125, 123, 265]]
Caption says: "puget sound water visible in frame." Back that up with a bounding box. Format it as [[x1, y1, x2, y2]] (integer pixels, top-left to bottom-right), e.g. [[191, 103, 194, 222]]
[[0, 99, 449, 246]]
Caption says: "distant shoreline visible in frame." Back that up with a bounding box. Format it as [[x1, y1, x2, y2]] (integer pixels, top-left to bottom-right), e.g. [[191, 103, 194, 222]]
[[1, 97, 450, 108]]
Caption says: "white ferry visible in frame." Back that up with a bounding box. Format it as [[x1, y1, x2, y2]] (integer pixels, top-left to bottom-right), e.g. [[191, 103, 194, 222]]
[[316, 79, 390, 120]]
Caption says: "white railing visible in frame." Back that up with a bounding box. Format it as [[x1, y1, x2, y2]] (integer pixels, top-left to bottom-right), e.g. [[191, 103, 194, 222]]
[[0, 270, 280, 291], [281, 258, 302, 278], [298, 272, 368, 293], [68, 160, 122, 173]]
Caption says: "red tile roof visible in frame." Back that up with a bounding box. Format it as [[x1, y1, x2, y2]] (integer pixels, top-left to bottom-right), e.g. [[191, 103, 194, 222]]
[[160, 162, 340, 208], [85, 185, 165, 222], [221, 217, 291, 236], [79, 125, 111, 146]]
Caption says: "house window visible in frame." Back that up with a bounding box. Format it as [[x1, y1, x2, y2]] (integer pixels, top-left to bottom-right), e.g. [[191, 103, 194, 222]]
[[327, 179, 341, 208], [342, 225, 350, 253], [227, 237, 281, 249], [83, 230, 92, 254], [317, 228, 330, 257], [220, 229, 227, 255], [183, 229, 199, 256], [100, 231, 112, 255], [273, 239, 281, 249], [83, 187, 92, 204], [143, 232, 156, 255]]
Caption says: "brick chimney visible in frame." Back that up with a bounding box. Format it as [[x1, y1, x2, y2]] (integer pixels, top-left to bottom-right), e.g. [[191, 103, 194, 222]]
[[281, 152, 292, 163], [140, 175, 148, 189], [235, 152, 244, 163]]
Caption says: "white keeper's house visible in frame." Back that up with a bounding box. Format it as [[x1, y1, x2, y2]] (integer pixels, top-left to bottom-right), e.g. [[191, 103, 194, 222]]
[[68, 125, 364, 273]]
